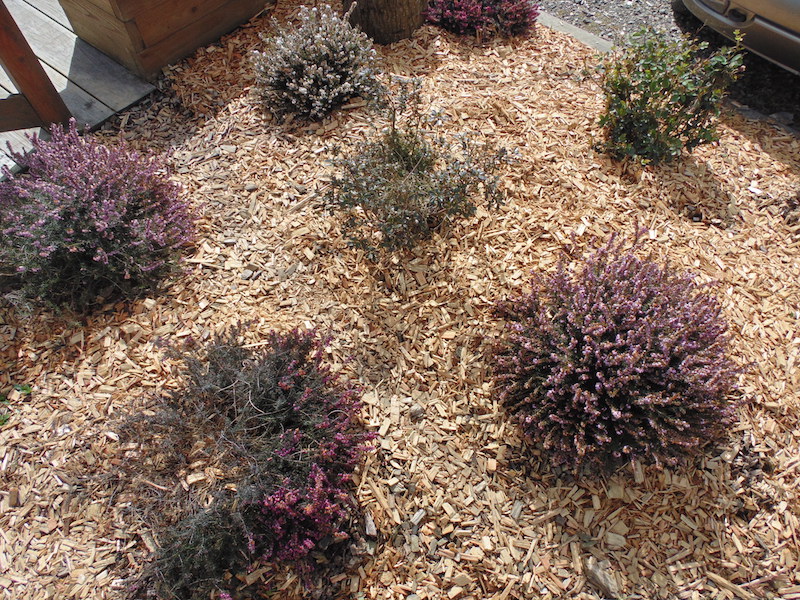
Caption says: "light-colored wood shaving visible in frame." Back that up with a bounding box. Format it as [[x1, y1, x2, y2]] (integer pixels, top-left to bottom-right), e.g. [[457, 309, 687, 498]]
[[1, 1, 798, 599]]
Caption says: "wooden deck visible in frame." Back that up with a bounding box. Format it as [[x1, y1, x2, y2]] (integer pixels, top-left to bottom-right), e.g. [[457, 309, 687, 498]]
[[0, 0, 154, 169]]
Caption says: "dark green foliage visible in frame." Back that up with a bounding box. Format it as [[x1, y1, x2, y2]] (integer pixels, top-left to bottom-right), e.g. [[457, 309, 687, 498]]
[[123, 329, 372, 600], [149, 509, 247, 599], [492, 233, 740, 471], [325, 79, 506, 256], [597, 28, 744, 164]]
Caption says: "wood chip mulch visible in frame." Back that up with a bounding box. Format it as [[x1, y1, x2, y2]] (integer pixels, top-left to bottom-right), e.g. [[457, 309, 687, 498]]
[[1, 2, 798, 599]]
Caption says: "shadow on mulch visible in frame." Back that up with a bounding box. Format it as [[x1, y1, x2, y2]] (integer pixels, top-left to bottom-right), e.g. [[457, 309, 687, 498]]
[[718, 108, 800, 180], [592, 154, 738, 227], [673, 11, 800, 131], [493, 429, 787, 598], [651, 154, 740, 226], [0, 298, 131, 392]]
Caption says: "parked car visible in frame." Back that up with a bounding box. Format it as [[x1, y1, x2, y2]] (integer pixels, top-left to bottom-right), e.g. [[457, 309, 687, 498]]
[[673, 0, 800, 75]]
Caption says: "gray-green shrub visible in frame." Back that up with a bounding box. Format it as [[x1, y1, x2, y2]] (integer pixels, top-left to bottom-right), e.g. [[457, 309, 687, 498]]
[[326, 79, 506, 256]]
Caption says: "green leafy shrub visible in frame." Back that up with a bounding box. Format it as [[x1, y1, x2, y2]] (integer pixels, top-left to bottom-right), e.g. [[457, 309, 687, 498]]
[[326, 79, 506, 256], [252, 4, 383, 121], [0, 120, 194, 310], [492, 233, 739, 471], [123, 329, 373, 600], [597, 28, 744, 164]]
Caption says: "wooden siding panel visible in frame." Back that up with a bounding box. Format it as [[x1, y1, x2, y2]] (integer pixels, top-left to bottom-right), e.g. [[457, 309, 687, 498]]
[[135, 0, 265, 75], [134, 0, 231, 48]]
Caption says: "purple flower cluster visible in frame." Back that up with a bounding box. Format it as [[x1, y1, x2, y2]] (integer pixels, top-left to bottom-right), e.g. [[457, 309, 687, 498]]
[[0, 119, 194, 308], [426, 0, 540, 38], [257, 465, 351, 563], [239, 330, 373, 568], [492, 234, 739, 471]]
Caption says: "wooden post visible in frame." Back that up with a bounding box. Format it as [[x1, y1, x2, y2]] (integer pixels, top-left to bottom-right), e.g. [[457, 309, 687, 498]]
[[348, 0, 427, 45], [0, 0, 71, 131]]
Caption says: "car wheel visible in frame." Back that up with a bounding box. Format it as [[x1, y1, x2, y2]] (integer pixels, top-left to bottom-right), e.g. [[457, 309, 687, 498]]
[[671, 0, 690, 15]]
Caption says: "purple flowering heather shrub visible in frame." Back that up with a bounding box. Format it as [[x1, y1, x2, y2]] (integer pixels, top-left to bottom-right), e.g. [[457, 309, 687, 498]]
[[492, 235, 739, 471], [234, 330, 372, 567], [426, 0, 540, 38], [145, 329, 374, 600], [0, 119, 193, 309]]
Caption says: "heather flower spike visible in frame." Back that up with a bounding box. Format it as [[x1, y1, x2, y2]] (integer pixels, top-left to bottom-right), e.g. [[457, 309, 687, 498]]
[[492, 232, 740, 472]]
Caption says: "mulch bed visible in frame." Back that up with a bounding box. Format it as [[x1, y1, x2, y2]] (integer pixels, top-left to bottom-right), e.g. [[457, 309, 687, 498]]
[[1, 2, 798, 599]]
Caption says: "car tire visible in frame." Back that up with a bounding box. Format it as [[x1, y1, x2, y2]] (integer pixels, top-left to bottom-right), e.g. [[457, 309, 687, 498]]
[[671, 0, 690, 15]]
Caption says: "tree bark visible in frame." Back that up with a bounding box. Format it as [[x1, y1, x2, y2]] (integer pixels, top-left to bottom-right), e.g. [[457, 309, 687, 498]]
[[347, 0, 427, 45]]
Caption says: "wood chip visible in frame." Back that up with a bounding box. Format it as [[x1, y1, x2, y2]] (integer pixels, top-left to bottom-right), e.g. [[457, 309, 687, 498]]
[[2, 2, 799, 600]]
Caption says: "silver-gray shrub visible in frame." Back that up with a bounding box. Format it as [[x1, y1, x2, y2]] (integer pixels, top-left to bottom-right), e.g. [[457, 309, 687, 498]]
[[252, 4, 383, 121]]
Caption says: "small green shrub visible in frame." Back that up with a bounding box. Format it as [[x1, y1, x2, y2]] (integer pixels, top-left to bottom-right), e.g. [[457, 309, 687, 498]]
[[492, 233, 740, 471], [0, 120, 194, 310], [326, 79, 506, 256], [122, 329, 373, 600], [0, 396, 10, 427], [252, 4, 383, 121], [597, 28, 744, 164]]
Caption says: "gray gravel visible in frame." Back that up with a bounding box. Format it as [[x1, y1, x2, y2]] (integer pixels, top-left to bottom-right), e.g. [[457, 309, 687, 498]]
[[537, 0, 683, 43]]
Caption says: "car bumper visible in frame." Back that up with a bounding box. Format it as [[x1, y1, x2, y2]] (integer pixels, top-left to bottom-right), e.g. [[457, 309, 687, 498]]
[[682, 0, 800, 75]]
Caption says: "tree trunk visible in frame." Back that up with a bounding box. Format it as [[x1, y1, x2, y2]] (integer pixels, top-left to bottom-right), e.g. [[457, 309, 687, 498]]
[[347, 0, 427, 45]]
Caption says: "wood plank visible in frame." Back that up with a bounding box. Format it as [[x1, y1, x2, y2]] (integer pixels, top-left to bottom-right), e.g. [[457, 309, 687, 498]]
[[135, 0, 232, 48], [137, 0, 265, 76], [0, 44, 113, 129], [100, 0, 167, 22], [0, 147, 18, 171], [0, 127, 39, 174], [0, 0, 71, 126], [41, 61, 114, 126], [57, 0, 143, 75], [0, 48, 16, 90], [0, 94, 43, 131], [23, 0, 70, 29], [1, 128, 36, 155], [6, 0, 153, 111], [59, 0, 132, 21]]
